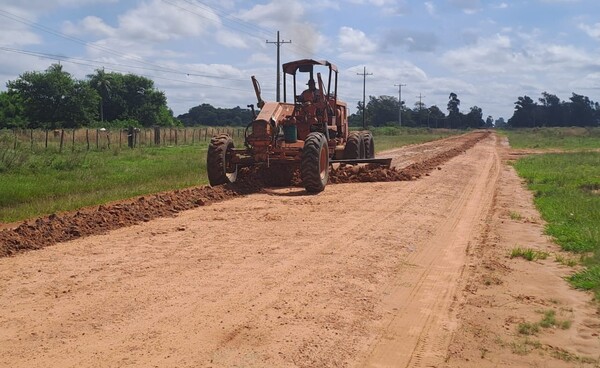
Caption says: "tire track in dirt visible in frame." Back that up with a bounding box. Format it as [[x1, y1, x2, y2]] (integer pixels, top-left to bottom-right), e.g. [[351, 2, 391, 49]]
[[359, 134, 500, 367]]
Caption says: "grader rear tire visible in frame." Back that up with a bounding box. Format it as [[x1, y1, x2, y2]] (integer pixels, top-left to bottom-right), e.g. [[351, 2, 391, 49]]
[[207, 134, 237, 186], [344, 131, 364, 159], [362, 131, 375, 159], [301, 132, 329, 193]]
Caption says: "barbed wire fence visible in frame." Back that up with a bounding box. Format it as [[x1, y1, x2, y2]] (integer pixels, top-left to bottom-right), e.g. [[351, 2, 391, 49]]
[[0, 126, 246, 152]]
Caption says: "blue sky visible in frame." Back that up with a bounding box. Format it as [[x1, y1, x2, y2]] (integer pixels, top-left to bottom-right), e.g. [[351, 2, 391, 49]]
[[1, 0, 599, 121]]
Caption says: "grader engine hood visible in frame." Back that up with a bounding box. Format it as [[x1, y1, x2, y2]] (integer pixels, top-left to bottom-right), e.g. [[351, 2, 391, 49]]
[[255, 102, 295, 126]]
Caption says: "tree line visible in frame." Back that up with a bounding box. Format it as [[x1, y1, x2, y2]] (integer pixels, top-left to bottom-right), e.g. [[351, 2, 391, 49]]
[[0, 64, 177, 129], [2, 64, 598, 130], [349, 92, 492, 129], [505, 92, 600, 128]]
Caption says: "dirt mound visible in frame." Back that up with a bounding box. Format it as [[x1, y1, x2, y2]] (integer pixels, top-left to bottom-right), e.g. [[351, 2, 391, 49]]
[[0, 184, 254, 258], [330, 131, 488, 184], [0, 131, 489, 258]]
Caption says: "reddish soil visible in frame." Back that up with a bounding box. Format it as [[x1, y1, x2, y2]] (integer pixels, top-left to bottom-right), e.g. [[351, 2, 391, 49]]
[[1, 131, 598, 368]]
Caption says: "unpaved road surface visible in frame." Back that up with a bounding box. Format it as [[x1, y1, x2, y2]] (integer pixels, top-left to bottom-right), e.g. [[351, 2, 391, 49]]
[[1, 132, 598, 367]]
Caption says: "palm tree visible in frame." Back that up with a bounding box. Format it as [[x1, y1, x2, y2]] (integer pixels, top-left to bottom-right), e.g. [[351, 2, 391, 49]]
[[89, 68, 111, 122]]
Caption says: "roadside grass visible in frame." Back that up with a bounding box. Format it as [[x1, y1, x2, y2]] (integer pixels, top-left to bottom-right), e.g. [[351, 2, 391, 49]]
[[510, 247, 549, 261], [0, 145, 208, 222], [513, 151, 600, 299], [1, 127, 456, 223], [502, 127, 600, 150]]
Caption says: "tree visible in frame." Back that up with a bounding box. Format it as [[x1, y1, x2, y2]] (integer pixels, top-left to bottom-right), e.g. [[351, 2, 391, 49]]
[[464, 106, 484, 129], [485, 115, 494, 128], [569, 93, 595, 126], [88, 68, 112, 122], [428, 105, 446, 128], [447, 92, 461, 129], [177, 103, 253, 126], [0, 91, 26, 129], [366, 95, 399, 126], [7, 64, 99, 128], [508, 95, 537, 128]]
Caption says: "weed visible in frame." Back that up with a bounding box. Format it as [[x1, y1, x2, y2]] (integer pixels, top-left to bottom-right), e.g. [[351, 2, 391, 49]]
[[509, 211, 523, 220], [539, 310, 557, 328], [510, 337, 541, 355], [518, 322, 540, 335], [555, 254, 578, 267], [510, 247, 549, 261]]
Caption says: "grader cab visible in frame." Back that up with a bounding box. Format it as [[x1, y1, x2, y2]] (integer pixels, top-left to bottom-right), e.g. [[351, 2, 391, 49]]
[[207, 59, 390, 193]]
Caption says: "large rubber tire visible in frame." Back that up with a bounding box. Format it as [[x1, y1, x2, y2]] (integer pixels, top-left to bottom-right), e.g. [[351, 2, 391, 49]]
[[301, 132, 329, 193], [343, 131, 364, 159], [362, 131, 375, 159], [207, 134, 237, 186]]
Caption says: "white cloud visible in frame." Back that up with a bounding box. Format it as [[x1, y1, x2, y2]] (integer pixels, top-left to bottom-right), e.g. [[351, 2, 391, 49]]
[[337, 27, 377, 61], [63, 16, 116, 38], [579, 22, 600, 40]]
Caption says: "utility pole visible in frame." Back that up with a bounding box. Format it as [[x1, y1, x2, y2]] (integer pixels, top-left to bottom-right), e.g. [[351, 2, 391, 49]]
[[266, 31, 291, 102], [416, 93, 426, 126], [394, 83, 406, 126], [357, 67, 373, 129]]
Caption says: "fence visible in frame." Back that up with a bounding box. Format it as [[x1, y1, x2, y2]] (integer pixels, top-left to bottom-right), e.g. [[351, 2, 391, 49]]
[[0, 127, 246, 152]]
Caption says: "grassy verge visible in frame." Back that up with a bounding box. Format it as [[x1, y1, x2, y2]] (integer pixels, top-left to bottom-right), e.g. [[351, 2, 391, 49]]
[[513, 152, 600, 299], [502, 127, 600, 150], [0, 145, 208, 222]]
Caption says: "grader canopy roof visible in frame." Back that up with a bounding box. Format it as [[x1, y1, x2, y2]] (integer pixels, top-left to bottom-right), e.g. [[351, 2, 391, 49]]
[[282, 59, 338, 75]]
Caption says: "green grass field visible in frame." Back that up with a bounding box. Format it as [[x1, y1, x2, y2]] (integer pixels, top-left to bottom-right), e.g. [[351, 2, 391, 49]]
[[511, 128, 600, 299], [0, 127, 458, 223], [502, 127, 600, 150]]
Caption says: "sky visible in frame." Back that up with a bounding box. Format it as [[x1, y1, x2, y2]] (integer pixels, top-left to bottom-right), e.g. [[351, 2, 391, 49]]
[[1, 0, 599, 121]]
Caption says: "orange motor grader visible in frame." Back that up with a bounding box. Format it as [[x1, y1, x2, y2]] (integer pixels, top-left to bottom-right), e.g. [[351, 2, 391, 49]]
[[206, 59, 390, 193]]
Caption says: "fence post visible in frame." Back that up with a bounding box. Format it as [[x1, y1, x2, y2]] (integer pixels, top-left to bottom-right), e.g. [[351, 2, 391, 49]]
[[59, 129, 65, 153], [184, 129, 187, 144], [96, 129, 99, 150], [175, 129, 178, 145], [127, 126, 134, 148], [86, 129, 90, 151], [30, 129, 34, 150], [154, 127, 160, 145], [72, 129, 76, 152], [45, 130, 49, 149], [107, 131, 111, 149]]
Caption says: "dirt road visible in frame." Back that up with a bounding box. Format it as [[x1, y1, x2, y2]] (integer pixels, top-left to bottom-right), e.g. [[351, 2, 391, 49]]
[[1, 132, 598, 367]]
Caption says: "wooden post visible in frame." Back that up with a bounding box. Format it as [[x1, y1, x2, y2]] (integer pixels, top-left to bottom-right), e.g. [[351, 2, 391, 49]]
[[119, 129, 122, 148], [59, 129, 65, 153], [107, 131, 111, 149], [45, 130, 49, 149], [72, 129, 75, 152], [184, 129, 187, 144], [96, 129, 99, 150], [175, 129, 178, 145], [30, 129, 34, 150], [86, 129, 90, 151]]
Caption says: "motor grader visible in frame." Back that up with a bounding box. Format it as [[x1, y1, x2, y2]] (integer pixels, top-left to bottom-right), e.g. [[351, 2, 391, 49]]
[[207, 59, 390, 193]]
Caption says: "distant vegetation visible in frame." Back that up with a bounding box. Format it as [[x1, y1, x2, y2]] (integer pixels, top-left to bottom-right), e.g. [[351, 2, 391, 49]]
[[1, 64, 599, 130]]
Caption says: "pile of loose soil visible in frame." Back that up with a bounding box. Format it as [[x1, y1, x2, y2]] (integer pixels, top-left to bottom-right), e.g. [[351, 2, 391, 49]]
[[0, 131, 489, 258], [330, 131, 489, 183]]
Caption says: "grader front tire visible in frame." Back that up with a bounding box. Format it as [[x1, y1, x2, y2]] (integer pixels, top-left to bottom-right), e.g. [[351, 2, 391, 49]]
[[301, 132, 329, 193]]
